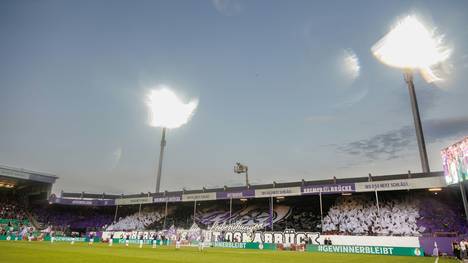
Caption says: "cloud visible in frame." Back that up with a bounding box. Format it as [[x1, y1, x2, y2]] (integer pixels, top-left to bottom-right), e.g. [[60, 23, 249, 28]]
[[338, 116, 468, 160], [212, 0, 243, 16], [305, 115, 334, 123], [424, 116, 468, 141]]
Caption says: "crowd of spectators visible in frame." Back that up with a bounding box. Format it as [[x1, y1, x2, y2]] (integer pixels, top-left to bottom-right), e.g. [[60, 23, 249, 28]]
[[32, 205, 114, 232], [0, 195, 31, 237], [322, 195, 423, 236], [418, 196, 468, 234], [274, 206, 321, 232], [0, 198, 28, 221], [106, 210, 163, 231]]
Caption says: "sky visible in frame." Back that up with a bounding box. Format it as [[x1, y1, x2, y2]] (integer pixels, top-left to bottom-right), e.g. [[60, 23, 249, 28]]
[[1, 0, 468, 195]]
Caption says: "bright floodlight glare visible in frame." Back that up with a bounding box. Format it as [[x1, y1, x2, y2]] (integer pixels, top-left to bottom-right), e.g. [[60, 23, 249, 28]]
[[372, 16, 451, 81], [146, 87, 198, 129]]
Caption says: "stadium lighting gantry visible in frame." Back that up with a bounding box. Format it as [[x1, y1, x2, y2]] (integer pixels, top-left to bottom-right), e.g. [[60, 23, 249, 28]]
[[234, 162, 249, 187], [146, 86, 198, 193], [372, 15, 451, 174]]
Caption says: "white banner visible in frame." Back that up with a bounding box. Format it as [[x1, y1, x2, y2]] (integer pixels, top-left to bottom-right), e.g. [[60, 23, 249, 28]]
[[153, 196, 182, 203], [322, 235, 420, 248], [102, 231, 158, 240], [255, 187, 301, 198], [355, 176, 446, 192], [182, 192, 217, 202], [115, 196, 153, 205]]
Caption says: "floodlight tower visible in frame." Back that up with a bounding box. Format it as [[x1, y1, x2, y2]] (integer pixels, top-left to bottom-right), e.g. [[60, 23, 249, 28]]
[[146, 87, 198, 193], [156, 128, 167, 194], [403, 70, 429, 173], [234, 162, 249, 187], [372, 16, 451, 174]]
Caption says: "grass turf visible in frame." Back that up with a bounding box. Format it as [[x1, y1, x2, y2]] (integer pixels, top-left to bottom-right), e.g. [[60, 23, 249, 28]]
[[0, 241, 456, 263]]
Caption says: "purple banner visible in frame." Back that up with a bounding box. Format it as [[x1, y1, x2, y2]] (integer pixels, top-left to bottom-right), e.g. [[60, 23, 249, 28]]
[[302, 183, 355, 195], [153, 195, 182, 203], [50, 196, 115, 206], [216, 190, 255, 200]]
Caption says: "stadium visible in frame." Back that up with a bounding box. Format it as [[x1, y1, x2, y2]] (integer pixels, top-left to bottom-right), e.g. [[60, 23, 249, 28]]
[[2, 1, 468, 263], [1, 139, 467, 263]]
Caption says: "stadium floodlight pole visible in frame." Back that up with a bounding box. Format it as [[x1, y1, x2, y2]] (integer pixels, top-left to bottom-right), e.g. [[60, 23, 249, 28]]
[[146, 87, 198, 193], [246, 169, 249, 186], [155, 128, 167, 193], [404, 71, 430, 174], [372, 15, 451, 175]]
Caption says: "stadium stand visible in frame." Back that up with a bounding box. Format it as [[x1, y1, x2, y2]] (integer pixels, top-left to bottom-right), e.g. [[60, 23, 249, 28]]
[[417, 195, 468, 234], [106, 210, 163, 231], [0, 193, 32, 237], [322, 195, 421, 235], [97, 190, 466, 238], [32, 205, 114, 232], [2, 189, 466, 238], [0, 195, 28, 221]]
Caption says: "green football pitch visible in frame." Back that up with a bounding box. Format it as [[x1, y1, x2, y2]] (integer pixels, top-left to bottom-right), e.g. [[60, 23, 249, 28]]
[[0, 241, 456, 263]]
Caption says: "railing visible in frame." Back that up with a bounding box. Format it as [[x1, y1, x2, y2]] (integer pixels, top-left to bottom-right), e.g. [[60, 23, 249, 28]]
[[0, 218, 30, 231], [0, 218, 29, 225]]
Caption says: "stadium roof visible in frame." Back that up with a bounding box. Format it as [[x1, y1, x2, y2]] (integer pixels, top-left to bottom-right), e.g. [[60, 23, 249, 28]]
[[61, 171, 443, 200], [0, 164, 58, 188]]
